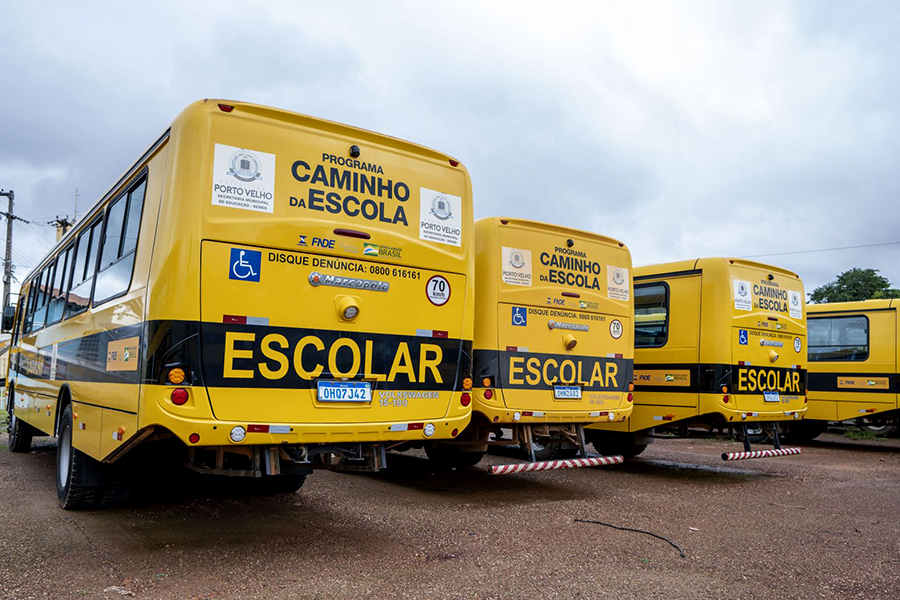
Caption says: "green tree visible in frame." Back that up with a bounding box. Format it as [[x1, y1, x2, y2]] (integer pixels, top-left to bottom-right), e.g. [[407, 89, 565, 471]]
[[809, 268, 900, 303]]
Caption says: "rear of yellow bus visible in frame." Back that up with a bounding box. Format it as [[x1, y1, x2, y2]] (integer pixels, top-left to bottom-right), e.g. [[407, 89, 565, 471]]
[[141, 100, 474, 484], [457, 218, 633, 468], [718, 260, 807, 443]]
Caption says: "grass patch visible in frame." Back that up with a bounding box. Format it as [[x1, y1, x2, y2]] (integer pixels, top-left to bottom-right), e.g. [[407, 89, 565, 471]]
[[845, 428, 877, 440]]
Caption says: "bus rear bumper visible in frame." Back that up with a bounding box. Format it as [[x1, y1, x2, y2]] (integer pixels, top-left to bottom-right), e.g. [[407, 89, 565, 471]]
[[473, 402, 633, 426], [142, 406, 472, 448]]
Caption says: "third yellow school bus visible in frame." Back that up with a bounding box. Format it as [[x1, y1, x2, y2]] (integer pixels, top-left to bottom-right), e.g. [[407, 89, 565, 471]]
[[4, 100, 474, 508], [587, 258, 807, 458]]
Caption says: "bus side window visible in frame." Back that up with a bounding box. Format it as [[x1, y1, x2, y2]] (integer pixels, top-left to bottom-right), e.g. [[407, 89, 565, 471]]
[[66, 218, 102, 317], [808, 316, 869, 361], [94, 178, 146, 305], [46, 246, 72, 326], [18, 284, 33, 340], [634, 283, 668, 348], [31, 264, 55, 332], [23, 280, 37, 334]]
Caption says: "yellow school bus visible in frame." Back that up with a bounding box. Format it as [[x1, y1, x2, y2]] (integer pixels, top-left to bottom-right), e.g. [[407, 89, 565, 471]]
[[587, 258, 807, 458], [2, 100, 474, 508], [427, 218, 633, 468], [792, 300, 899, 441]]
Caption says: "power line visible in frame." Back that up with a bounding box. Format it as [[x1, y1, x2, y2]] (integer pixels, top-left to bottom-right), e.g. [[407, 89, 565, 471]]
[[741, 241, 900, 259]]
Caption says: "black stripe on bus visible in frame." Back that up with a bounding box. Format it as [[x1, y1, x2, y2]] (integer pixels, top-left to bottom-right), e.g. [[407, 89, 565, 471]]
[[808, 372, 899, 393], [13, 320, 473, 392], [474, 349, 634, 392], [633, 362, 807, 395]]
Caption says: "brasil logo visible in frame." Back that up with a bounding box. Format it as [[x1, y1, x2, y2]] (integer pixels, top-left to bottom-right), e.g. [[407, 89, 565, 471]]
[[363, 243, 379, 257]]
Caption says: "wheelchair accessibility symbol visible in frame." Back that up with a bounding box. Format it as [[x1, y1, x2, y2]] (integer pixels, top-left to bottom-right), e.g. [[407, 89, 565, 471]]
[[738, 329, 748, 345], [511, 306, 527, 327], [230, 248, 261, 282]]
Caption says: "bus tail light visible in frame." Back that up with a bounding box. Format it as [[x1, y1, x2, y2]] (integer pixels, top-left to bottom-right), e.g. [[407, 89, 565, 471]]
[[168, 367, 186, 385], [462, 377, 473, 390], [171, 388, 189, 406], [189, 433, 200, 444], [723, 395, 730, 403], [230, 426, 247, 443], [218, 104, 234, 112], [461, 393, 471, 407], [627, 393, 633, 402], [484, 389, 493, 400], [628, 382, 634, 392], [482, 377, 493, 388], [449, 159, 459, 167]]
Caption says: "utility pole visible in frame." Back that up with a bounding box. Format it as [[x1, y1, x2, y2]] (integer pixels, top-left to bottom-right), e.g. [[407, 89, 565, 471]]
[[49, 216, 75, 241], [0, 189, 15, 310]]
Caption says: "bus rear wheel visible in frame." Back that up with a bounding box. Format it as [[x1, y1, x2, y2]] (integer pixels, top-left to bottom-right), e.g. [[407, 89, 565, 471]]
[[8, 403, 35, 454], [588, 431, 647, 459], [56, 405, 104, 510], [786, 420, 827, 443], [857, 416, 900, 438], [425, 443, 485, 470]]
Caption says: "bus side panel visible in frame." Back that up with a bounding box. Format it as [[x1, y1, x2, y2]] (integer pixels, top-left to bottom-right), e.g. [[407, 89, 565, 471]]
[[71, 401, 103, 460], [100, 409, 138, 459], [12, 342, 57, 436], [632, 274, 701, 409], [808, 309, 897, 421]]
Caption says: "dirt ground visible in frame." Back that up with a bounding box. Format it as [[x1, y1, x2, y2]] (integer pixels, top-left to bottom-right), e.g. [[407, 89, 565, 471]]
[[0, 431, 898, 600]]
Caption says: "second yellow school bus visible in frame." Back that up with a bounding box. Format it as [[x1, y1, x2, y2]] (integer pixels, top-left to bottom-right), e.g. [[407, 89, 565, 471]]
[[3, 100, 475, 508], [792, 300, 899, 441], [587, 258, 807, 457], [424, 218, 633, 468]]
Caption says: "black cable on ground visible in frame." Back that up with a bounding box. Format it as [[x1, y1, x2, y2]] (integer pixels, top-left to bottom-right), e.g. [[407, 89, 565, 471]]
[[574, 518, 686, 558]]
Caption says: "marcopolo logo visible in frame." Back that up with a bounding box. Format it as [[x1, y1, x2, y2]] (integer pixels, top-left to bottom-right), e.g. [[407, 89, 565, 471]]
[[230, 248, 261, 282]]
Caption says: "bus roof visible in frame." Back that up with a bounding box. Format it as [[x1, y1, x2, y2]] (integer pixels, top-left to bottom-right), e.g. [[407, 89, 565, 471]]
[[23, 99, 465, 283], [478, 217, 629, 251], [807, 298, 898, 314], [635, 257, 801, 280]]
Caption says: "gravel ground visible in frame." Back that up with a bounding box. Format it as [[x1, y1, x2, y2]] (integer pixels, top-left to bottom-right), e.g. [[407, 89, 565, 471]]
[[0, 432, 898, 600]]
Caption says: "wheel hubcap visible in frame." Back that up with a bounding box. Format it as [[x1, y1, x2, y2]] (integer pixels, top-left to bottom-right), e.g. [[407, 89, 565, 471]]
[[58, 426, 71, 488]]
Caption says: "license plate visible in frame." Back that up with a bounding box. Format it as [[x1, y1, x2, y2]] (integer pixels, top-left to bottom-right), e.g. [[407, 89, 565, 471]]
[[317, 381, 372, 402], [763, 391, 780, 403], [554, 385, 582, 399]]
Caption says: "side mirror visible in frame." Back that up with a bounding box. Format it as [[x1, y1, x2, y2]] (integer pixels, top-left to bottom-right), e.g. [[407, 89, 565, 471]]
[[1, 305, 16, 333]]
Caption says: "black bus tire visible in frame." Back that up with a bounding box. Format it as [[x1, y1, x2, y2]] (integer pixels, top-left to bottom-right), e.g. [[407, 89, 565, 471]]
[[425, 443, 485, 470], [56, 405, 103, 510], [8, 403, 34, 454]]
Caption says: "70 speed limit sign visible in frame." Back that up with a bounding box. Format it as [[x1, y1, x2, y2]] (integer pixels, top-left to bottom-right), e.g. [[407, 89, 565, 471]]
[[426, 275, 451, 306], [609, 319, 623, 339]]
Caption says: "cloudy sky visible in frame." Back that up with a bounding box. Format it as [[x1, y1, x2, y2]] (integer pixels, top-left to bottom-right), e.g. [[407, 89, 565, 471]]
[[1, 0, 898, 297]]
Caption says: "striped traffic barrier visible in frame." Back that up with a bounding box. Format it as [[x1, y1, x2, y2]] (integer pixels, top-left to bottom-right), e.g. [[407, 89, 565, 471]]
[[721, 447, 802, 461], [487, 455, 624, 475]]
